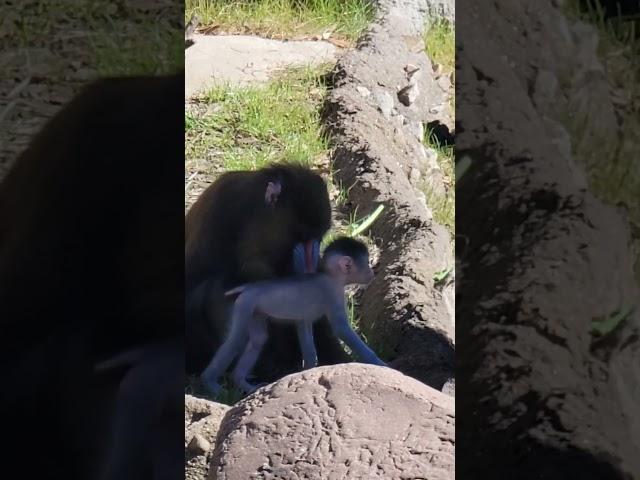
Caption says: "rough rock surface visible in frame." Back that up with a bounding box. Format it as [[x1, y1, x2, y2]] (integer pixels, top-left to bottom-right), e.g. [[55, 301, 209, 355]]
[[323, 0, 455, 390], [456, 1, 640, 478], [185, 395, 230, 480], [209, 364, 455, 480], [185, 34, 340, 98]]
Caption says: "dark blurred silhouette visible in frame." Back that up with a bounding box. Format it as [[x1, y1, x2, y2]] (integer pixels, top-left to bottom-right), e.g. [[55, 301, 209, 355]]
[[0, 73, 184, 480]]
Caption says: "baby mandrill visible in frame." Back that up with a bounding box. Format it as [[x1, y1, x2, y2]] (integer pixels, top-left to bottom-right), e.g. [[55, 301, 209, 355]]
[[201, 236, 386, 395]]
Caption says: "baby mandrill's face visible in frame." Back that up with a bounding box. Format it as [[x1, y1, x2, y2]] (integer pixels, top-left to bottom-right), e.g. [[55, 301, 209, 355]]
[[349, 255, 374, 285]]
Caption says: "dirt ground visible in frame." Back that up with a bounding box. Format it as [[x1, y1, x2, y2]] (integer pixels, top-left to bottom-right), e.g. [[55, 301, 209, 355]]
[[0, 0, 181, 180]]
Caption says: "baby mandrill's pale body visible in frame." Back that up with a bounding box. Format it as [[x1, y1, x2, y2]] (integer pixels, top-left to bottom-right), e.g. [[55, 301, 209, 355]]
[[201, 237, 386, 395]]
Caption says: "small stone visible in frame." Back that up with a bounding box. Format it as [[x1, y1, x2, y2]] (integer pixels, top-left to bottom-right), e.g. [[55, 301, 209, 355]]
[[398, 83, 419, 106], [356, 85, 371, 97], [404, 64, 421, 81], [393, 126, 405, 142], [419, 147, 439, 171], [407, 68, 421, 86], [442, 378, 455, 397], [437, 75, 452, 91], [185, 13, 199, 41], [433, 63, 444, 77], [188, 433, 211, 455], [417, 191, 430, 217], [372, 89, 394, 118], [409, 167, 422, 185]]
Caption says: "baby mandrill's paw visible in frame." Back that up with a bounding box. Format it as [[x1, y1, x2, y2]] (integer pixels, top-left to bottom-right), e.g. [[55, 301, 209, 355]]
[[249, 382, 269, 394], [370, 357, 388, 368], [200, 374, 223, 396], [236, 379, 269, 395]]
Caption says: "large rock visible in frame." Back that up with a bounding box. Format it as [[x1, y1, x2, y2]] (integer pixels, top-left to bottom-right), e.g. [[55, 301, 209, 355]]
[[209, 364, 454, 480], [185, 395, 230, 480], [323, 0, 455, 390], [185, 35, 339, 98]]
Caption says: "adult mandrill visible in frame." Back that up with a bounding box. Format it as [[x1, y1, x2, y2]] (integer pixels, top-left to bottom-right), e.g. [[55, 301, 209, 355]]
[[185, 163, 350, 380]]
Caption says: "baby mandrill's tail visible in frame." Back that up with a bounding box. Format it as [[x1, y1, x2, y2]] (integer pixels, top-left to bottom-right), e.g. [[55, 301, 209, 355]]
[[225, 285, 247, 296]]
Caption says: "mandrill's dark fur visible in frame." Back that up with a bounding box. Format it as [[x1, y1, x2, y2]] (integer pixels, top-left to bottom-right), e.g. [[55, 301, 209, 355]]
[[0, 73, 184, 480], [185, 163, 350, 379]]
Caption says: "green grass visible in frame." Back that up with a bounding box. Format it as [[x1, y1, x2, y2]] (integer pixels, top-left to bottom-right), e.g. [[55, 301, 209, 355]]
[[564, 0, 640, 281], [185, 64, 332, 173], [424, 18, 455, 74], [90, 21, 183, 77], [186, 0, 375, 42], [590, 304, 636, 337], [424, 18, 455, 111], [421, 18, 455, 235], [8, 0, 182, 78], [423, 128, 455, 236]]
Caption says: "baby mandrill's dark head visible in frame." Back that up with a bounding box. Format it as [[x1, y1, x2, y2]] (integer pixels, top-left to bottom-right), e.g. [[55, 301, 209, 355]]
[[320, 236, 373, 283]]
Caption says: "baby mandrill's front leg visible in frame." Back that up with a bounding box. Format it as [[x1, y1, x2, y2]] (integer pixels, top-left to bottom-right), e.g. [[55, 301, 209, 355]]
[[331, 312, 387, 367], [296, 320, 318, 370]]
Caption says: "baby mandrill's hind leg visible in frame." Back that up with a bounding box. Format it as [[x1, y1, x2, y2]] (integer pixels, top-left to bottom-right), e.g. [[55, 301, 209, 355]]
[[201, 297, 254, 394], [232, 315, 268, 393]]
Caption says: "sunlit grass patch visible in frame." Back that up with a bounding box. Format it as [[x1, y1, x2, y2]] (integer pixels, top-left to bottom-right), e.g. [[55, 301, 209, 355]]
[[423, 127, 454, 235], [424, 18, 454, 73], [185, 64, 333, 174], [186, 0, 374, 42]]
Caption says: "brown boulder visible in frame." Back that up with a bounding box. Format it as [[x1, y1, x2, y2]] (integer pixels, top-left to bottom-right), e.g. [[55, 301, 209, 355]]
[[323, 0, 455, 391], [210, 364, 454, 480]]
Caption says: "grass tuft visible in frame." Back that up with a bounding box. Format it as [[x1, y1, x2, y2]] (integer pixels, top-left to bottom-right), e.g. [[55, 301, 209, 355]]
[[423, 128, 455, 236], [424, 18, 455, 74], [185, 0, 375, 42], [90, 23, 183, 77], [563, 0, 640, 281], [185, 64, 333, 174]]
